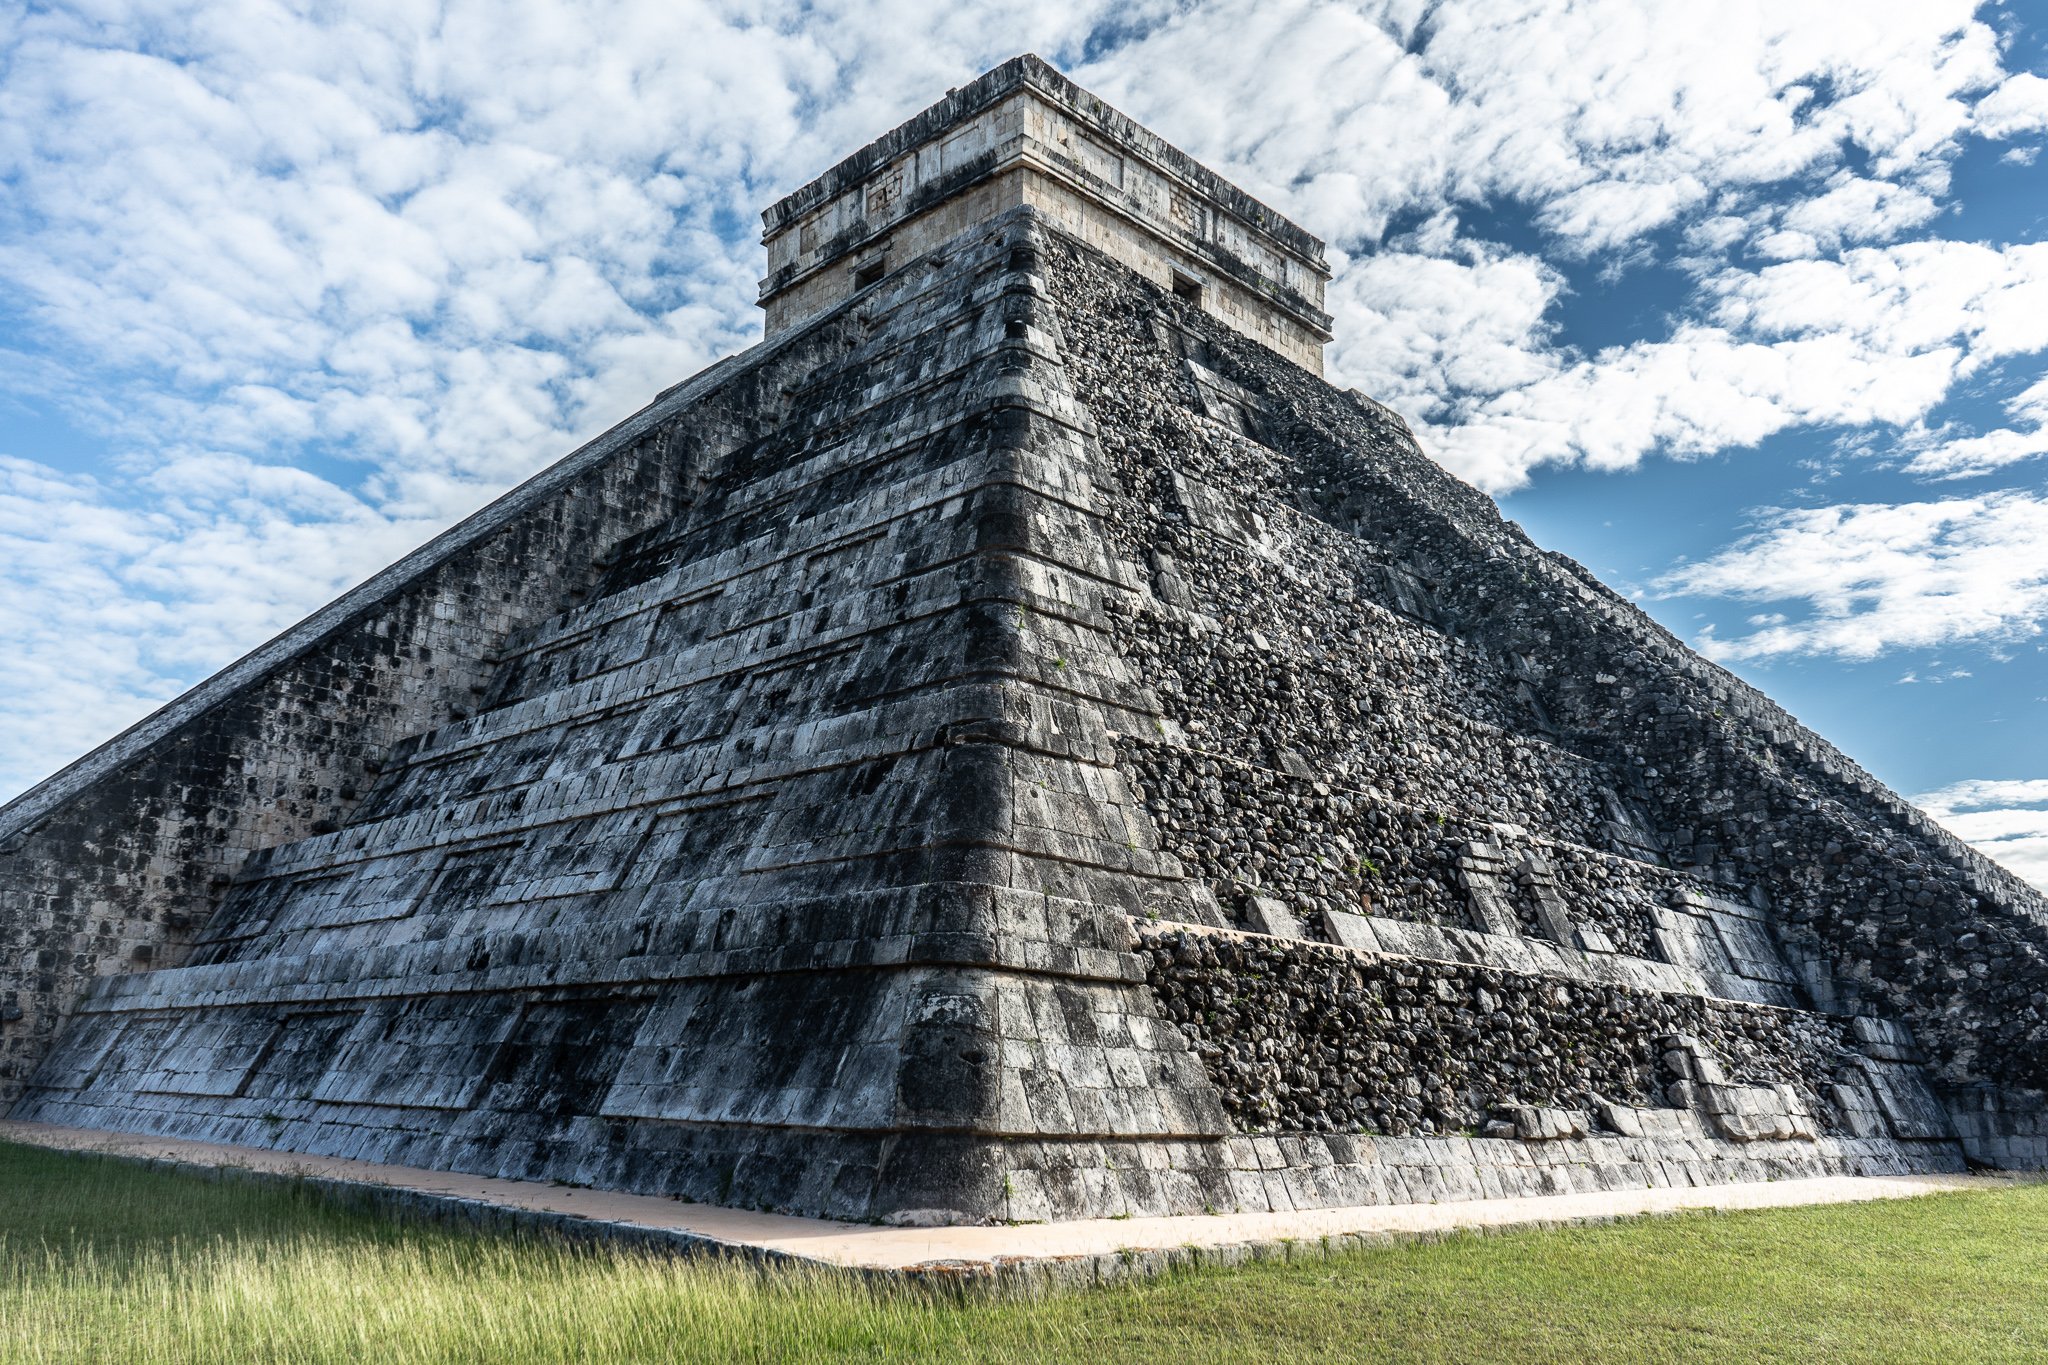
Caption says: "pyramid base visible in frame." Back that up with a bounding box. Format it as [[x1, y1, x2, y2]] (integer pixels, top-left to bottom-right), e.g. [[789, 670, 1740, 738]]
[[1, 1098, 1966, 1225]]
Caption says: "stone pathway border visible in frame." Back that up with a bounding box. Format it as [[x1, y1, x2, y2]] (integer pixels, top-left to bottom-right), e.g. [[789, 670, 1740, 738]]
[[0, 1120, 2001, 1293]]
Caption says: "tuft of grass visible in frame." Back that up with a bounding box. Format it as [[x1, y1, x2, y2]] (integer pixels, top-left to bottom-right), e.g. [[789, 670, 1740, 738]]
[[3, 1140, 2047, 1363]]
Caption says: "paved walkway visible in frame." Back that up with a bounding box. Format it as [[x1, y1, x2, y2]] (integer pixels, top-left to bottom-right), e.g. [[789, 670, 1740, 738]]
[[0, 1120, 1995, 1277]]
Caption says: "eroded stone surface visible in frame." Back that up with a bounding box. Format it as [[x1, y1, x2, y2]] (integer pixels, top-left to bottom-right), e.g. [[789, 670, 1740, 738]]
[[3, 57, 2045, 1227]]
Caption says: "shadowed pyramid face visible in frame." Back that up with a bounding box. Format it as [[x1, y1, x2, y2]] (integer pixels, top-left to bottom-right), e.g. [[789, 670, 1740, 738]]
[[9, 216, 1239, 1223], [6, 59, 2048, 1226]]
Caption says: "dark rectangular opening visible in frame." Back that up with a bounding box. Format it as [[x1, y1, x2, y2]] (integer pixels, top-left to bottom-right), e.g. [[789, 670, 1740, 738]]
[[852, 258, 887, 290], [1172, 270, 1203, 305]]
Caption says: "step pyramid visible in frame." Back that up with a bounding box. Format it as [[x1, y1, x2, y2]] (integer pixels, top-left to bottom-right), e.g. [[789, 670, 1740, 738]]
[[4, 56, 2046, 1225]]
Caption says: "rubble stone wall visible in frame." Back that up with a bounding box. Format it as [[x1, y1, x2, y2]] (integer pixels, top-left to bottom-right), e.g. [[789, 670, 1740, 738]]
[[1041, 226, 2048, 1135], [1137, 924, 1849, 1139]]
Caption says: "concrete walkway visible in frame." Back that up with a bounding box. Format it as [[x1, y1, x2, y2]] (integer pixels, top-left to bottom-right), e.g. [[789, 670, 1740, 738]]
[[0, 1120, 1997, 1284]]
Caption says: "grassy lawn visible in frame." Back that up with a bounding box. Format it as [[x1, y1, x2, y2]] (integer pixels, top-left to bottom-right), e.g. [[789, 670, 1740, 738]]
[[2, 1140, 2043, 1363]]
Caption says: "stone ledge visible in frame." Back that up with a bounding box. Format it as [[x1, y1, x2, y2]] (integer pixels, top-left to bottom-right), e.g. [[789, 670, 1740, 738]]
[[0, 1120, 2000, 1295]]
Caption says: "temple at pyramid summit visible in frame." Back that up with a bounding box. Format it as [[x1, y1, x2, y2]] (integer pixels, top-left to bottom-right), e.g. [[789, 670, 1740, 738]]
[[5, 55, 2048, 1225]]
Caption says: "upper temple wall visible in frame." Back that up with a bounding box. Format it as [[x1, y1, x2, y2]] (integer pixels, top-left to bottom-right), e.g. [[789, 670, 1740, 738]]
[[757, 54, 1334, 373]]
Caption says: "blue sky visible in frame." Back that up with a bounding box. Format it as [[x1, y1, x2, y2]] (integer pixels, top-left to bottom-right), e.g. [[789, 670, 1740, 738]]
[[1496, 116, 2048, 796], [2, 0, 2047, 884]]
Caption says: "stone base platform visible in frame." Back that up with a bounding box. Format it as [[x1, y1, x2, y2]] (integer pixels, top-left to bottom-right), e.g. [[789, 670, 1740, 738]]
[[0, 1120, 1997, 1293]]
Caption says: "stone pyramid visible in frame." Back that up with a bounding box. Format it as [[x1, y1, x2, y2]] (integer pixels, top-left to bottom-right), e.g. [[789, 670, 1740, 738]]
[[4, 56, 2045, 1226]]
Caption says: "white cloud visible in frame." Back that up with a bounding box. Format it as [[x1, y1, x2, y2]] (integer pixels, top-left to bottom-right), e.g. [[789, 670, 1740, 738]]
[[1973, 70, 2048, 138], [0, 2, 808, 504], [1905, 375, 2048, 478], [1772, 176, 1943, 255], [1706, 242, 2048, 371], [1324, 233, 2048, 492], [1324, 238, 1566, 424], [1915, 777, 2048, 890], [1082, 0, 2002, 252], [1658, 491, 2048, 660]]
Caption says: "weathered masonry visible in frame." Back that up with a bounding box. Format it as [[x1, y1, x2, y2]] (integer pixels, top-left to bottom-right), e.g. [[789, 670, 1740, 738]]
[[759, 57, 1333, 373], [4, 55, 2045, 1226]]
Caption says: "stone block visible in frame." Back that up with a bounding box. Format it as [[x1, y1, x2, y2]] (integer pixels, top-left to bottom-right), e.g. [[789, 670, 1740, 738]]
[[1243, 896, 1305, 940]]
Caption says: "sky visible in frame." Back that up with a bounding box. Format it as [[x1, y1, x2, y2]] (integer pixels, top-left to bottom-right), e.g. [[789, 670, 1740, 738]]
[[1, 0, 2045, 887]]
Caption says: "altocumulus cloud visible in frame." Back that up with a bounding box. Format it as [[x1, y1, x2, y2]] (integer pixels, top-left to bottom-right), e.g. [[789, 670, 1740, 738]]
[[1, 0, 2046, 801], [1076, 0, 2048, 489], [1656, 491, 2048, 661]]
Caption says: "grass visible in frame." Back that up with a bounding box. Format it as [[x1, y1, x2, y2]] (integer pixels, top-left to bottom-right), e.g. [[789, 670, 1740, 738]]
[[2, 1140, 2045, 1363]]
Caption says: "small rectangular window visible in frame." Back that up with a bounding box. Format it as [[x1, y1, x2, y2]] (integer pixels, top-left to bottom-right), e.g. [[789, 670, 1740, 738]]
[[1172, 270, 1203, 305], [853, 258, 888, 290]]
